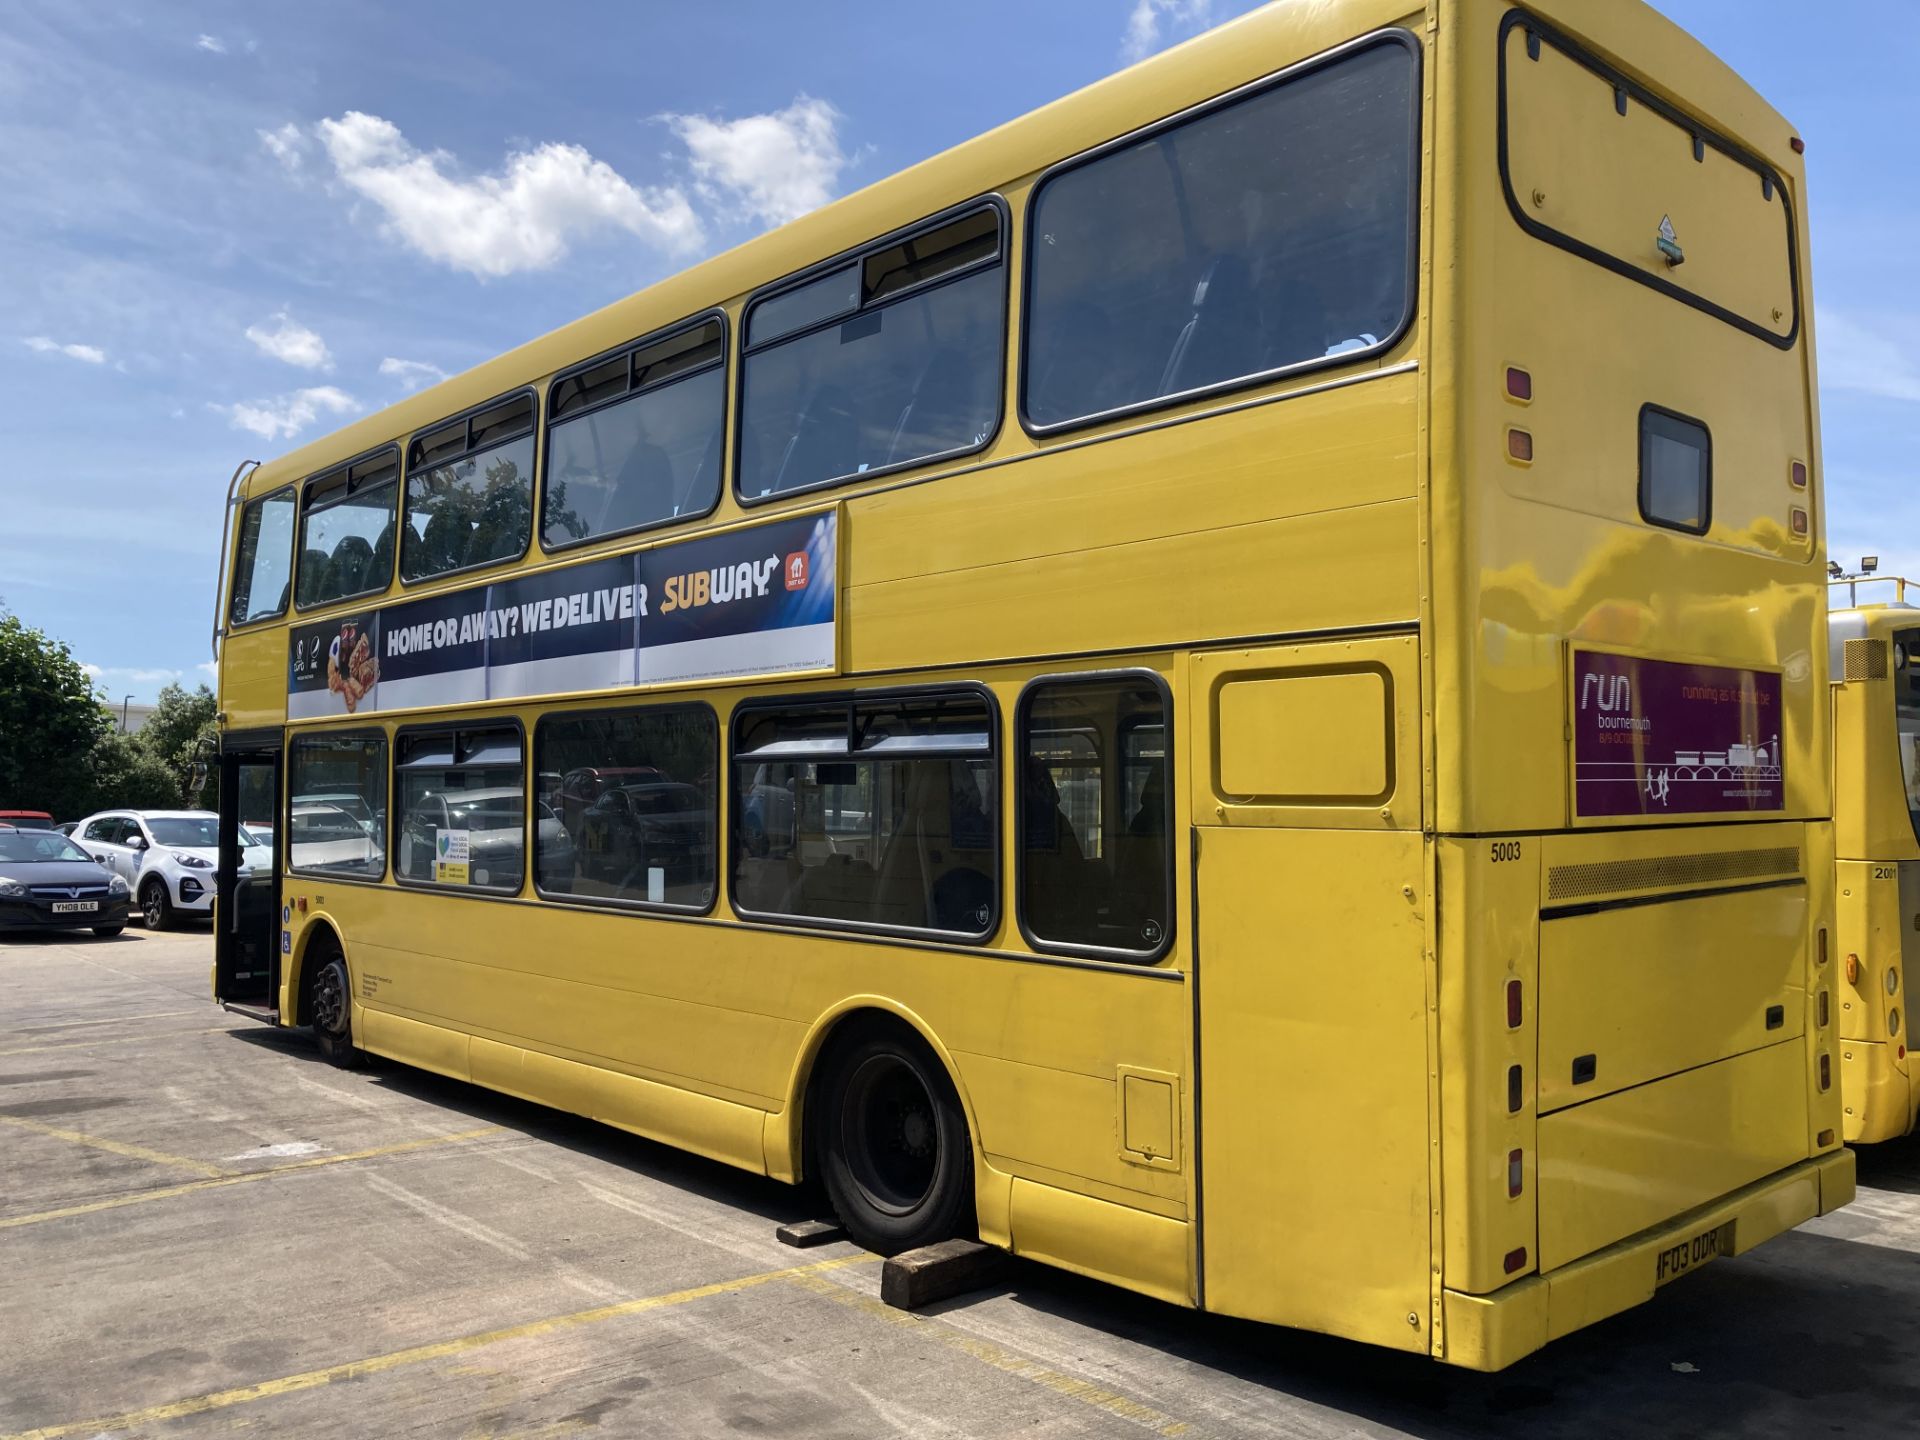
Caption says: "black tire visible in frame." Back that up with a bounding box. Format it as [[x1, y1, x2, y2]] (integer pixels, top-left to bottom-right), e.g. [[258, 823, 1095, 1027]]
[[139, 877, 172, 931], [816, 1022, 974, 1256], [92, 924, 125, 938], [308, 942, 362, 1070]]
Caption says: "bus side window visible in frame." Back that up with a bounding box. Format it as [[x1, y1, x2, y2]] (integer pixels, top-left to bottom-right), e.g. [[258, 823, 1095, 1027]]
[[1019, 677, 1172, 959]]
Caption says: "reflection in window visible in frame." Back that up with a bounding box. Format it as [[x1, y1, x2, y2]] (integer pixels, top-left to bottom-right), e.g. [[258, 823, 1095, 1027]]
[[230, 487, 296, 626], [1020, 678, 1170, 956], [1894, 631, 1920, 845], [1639, 407, 1711, 534], [1024, 39, 1418, 428], [395, 727, 528, 892], [536, 706, 717, 908], [544, 321, 725, 548], [739, 208, 1003, 499], [297, 451, 399, 608], [288, 733, 388, 878], [402, 396, 536, 581], [730, 693, 996, 936]]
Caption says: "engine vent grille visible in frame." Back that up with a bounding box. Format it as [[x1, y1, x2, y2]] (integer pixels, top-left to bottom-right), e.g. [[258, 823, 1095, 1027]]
[[1546, 846, 1801, 902], [1844, 638, 1889, 681]]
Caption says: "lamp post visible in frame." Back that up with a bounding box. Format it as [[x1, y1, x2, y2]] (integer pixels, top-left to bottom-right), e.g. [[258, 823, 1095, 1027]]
[[120, 695, 133, 733]]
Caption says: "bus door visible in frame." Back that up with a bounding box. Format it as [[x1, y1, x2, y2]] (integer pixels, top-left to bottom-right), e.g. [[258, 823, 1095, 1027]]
[[1188, 636, 1431, 1351], [216, 736, 282, 1016]]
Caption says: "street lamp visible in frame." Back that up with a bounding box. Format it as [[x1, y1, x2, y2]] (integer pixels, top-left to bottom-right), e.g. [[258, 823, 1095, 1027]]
[[121, 695, 133, 733]]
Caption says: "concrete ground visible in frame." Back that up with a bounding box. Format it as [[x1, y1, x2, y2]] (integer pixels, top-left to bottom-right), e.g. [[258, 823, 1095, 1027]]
[[2, 930, 1917, 1440]]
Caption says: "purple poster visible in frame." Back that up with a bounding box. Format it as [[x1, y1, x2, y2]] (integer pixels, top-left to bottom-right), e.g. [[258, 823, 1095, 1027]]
[[1571, 651, 1783, 818]]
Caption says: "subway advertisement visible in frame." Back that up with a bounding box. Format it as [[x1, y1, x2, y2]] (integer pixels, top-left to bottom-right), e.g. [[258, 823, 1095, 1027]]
[[288, 511, 836, 719]]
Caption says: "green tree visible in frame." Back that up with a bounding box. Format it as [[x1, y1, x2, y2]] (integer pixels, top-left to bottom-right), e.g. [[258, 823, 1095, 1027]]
[[89, 730, 187, 811], [0, 610, 112, 817], [136, 681, 219, 807]]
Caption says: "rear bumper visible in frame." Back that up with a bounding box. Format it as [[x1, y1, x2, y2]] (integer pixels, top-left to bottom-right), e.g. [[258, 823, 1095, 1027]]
[[0, 898, 131, 932], [1441, 1148, 1855, 1372]]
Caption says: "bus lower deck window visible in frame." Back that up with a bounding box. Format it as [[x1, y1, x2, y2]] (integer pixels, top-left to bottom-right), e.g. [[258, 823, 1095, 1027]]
[[1638, 405, 1711, 535]]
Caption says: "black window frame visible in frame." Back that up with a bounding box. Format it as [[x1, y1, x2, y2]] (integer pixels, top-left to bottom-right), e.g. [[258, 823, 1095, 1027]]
[[285, 726, 391, 884], [399, 387, 540, 587], [1637, 402, 1713, 537], [228, 483, 298, 630], [531, 700, 720, 916], [1014, 667, 1177, 964], [539, 310, 730, 555], [726, 682, 1002, 943], [390, 717, 529, 896], [1017, 28, 1423, 438], [733, 195, 1011, 508], [293, 444, 403, 613]]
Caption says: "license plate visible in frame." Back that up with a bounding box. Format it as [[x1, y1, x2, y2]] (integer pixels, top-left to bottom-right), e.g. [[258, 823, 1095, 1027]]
[[1655, 1221, 1734, 1286], [51, 901, 99, 914]]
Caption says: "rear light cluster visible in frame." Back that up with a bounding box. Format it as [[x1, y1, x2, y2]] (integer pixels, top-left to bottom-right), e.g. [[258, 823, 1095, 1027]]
[[1505, 367, 1533, 464], [1507, 1148, 1524, 1199]]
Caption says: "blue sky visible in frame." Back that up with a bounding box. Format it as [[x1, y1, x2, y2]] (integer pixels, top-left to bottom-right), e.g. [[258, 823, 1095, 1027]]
[[2, 1, 1915, 704]]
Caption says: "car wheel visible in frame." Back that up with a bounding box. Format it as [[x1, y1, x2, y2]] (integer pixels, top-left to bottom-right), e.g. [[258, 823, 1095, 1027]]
[[92, 924, 125, 938], [139, 877, 172, 931], [308, 944, 362, 1069], [816, 1022, 975, 1256]]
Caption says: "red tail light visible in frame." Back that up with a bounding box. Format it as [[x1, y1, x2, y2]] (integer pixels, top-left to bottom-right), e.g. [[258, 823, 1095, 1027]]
[[1507, 1148, 1524, 1198], [1503, 1246, 1529, 1275], [1506, 979, 1523, 1029]]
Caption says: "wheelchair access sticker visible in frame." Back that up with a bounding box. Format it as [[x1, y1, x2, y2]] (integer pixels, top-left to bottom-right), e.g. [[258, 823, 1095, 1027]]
[[281, 931, 291, 953]]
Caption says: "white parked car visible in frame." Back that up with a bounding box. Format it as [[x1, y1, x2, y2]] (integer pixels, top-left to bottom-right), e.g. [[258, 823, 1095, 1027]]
[[73, 810, 271, 930]]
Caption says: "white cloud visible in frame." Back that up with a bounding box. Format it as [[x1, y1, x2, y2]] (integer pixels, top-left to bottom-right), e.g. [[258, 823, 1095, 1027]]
[[83, 663, 188, 686], [195, 34, 226, 55], [214, 385, 357, 442], [663, 96, 850, 229], [311, 111, 702, 277], [1817, 307, 1920, 404], [1121, 0, 1216, 61], [259, 122, 306, 171], [23, 335, 106, 364], [379, 356, 446, 391], [245, 312, 332, 370]]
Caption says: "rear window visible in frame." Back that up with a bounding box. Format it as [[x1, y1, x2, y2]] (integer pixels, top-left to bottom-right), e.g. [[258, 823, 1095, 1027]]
[[1639, 406, 1711, 535], [1500, 14, 1797, 347]]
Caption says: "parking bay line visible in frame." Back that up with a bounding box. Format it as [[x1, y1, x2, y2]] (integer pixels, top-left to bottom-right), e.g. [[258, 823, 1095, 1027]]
[[0, 1114, 229, 1179], [0, 1126, 505, 1231], [0, 1253, 875, 1440], [0, 1025, 235, 1058], [784, 1269, 1196, 1437]]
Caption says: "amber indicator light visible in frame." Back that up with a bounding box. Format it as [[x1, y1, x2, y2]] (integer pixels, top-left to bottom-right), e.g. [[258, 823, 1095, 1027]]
[[1507, 1148, 1524, 1198], [1507, 428, 1534, 462], [1505, 978, 1523, 1029], [1790, 507, 1809, 536], [1503, 1246, 1529, 1275], [1846, 953, 1861, 985], [1505, 366, 1533, 402], [1818, 1052, 1831, 1092], [1789, 460, 1808, 489]]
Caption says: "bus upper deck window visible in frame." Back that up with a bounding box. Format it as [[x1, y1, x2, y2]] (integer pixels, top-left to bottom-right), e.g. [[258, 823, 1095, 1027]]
[[1638, 406, 1711, 535]]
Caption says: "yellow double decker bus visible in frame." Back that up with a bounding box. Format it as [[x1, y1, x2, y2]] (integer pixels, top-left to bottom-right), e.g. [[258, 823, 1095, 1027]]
[[210, 0, 1850, 1369], [1828, 574, 1920, 1142]]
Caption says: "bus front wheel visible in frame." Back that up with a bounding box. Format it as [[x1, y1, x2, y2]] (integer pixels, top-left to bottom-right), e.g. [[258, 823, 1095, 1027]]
[[816, 1024, 974, 1256], [308, 943, 362, 1070]]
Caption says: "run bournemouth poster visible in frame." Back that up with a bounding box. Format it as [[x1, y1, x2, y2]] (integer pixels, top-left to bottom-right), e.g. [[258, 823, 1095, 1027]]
[[1570, 650, 1784, 818], [288, 511, 835, 719]]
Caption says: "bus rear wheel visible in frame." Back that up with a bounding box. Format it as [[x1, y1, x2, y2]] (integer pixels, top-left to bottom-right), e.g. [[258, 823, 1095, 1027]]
[[816, 1024, 973, 1256], [307, 941, 362, 1070]]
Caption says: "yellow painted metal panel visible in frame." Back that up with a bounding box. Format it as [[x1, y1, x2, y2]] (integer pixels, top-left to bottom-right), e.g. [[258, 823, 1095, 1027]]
[[847, 498, 1420, 678], [1537, 885, 1806, 1114], [1118, 1067, 1180, 1170], [359, 1006, 470, 1083], [1008, 1177, 1190, 1307], [1196, 825, 1429, 1350], [1536, 1041, 1809, 1272], [1190, 634, 1422, 830], [1435, 835, 1539, 1297], [1216, 671, 1388, 801], [1503, 21, 1794, 340]]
